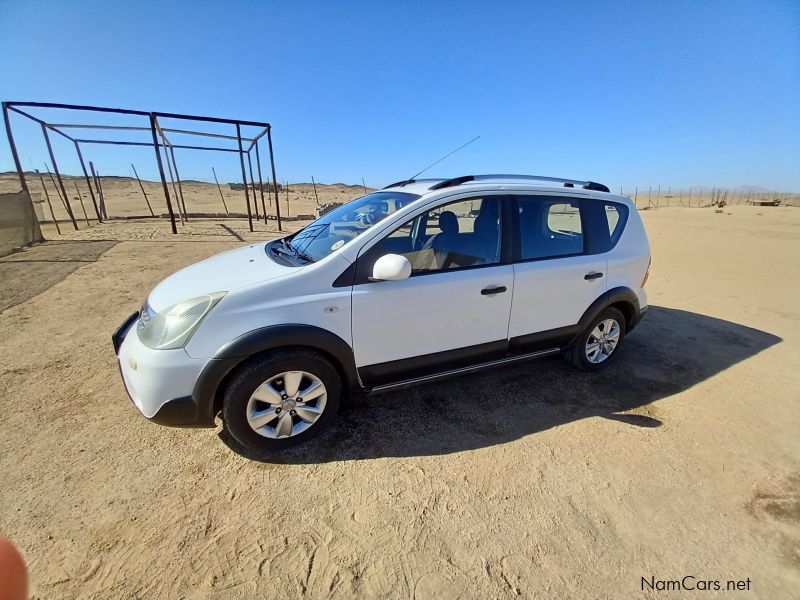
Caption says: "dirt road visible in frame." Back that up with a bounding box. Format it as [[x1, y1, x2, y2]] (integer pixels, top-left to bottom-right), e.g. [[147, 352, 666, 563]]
[[1, 206, 798, 598]]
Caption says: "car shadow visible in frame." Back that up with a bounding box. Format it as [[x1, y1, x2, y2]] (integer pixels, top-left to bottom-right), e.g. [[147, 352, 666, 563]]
[[219, 306, 781, 463]]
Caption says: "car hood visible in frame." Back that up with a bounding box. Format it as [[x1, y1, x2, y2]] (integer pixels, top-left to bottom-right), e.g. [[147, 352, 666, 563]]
[[147, 243, 295, 311]]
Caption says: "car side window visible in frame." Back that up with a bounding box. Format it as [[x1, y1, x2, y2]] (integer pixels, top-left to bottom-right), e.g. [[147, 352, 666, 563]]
[[517, 197, 584, 260], [356, 197, 502, 281], [604, 203, 627, 245], [582, 200, 629, 254]]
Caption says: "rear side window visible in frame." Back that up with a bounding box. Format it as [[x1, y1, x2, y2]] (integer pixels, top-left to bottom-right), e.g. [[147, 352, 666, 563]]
[[605, 204, 624, 242], [583, 201, 629, 254], [517, 198, 584, 260]]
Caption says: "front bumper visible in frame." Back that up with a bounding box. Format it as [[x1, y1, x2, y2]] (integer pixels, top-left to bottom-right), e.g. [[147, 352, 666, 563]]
[[113, 312, 213, 427]]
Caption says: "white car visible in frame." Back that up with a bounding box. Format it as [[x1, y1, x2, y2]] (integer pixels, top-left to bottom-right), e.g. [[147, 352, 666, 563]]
[[113, 174, 651, 451]]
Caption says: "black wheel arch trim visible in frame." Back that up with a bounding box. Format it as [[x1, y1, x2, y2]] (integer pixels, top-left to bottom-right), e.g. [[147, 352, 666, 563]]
[[192, 324, 360, 426], [574, 286, 641, 343], [147, 396, 203, 427]]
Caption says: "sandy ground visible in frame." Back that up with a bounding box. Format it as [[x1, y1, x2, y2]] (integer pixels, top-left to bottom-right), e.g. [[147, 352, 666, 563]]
[[0, 205, 799, 598]]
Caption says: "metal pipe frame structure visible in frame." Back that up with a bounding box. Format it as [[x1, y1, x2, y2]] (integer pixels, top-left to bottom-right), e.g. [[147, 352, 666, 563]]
[[2, 100, 282, 235]]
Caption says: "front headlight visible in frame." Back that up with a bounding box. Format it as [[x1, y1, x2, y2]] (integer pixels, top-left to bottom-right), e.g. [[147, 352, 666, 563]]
[[137, 292, 226, 350]]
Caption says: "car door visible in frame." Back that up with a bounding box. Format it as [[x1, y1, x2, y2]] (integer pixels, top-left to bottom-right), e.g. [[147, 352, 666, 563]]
[[351, 195, 514, 387], [507, 195, 607, 353]]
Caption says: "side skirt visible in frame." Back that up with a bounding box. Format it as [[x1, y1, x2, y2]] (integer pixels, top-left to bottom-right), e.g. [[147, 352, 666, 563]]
[[367, 347, 561, 394]]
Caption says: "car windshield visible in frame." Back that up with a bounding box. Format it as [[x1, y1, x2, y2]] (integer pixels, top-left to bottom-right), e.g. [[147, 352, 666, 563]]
[[286, 191, 420, 262]]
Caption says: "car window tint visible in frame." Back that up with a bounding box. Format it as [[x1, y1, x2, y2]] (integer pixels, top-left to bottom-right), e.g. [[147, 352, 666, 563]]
[[518, 198, 584, 260], [360, 197, 502, 278], [606, 204, 620, 235], [604, 203, 628, 246]]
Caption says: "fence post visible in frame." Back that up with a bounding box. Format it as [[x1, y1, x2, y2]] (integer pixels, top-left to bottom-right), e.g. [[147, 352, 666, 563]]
[[311, 176, 320, 208], [266, 126, 282, 232], [235, 123, 254, 232], [254, 142, 268, 220], [131, 163, 155, 217], [246, 150, 260, 221], [74, 141, 101, 221], [35, 169, 61, 234], [41, 123, 78, 230], [73, 182, 90, 226], [212, 167, 230, 215], [147, 113, 177, 234]]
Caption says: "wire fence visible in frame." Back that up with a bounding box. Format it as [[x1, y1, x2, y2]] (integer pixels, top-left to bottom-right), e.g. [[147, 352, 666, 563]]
[[617, 186, 799, 209]]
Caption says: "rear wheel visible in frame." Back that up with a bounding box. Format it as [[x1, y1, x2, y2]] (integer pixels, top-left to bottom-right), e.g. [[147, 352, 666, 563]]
[[222, 349, 341, 451], [563, 307, 626, 371]]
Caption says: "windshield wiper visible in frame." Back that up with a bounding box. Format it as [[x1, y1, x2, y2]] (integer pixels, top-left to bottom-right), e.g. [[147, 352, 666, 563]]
[[284, 238, 316, 263], [270, 242, 296, 261]]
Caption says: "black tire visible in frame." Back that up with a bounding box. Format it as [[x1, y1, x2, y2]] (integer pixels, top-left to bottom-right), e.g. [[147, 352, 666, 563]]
[[222, 349, 342, 451], [562, 307, 627, 372]]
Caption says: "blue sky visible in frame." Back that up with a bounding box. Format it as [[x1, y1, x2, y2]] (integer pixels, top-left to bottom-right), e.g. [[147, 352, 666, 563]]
[[1, 0, 798, 190]]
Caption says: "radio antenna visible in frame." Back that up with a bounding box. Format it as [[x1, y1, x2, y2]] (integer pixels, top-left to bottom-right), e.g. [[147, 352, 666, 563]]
[[406, 135, 480, 181]]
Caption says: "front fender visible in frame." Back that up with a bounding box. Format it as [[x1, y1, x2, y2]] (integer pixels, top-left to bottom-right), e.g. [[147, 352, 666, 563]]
[[192, 324, 360, 425]]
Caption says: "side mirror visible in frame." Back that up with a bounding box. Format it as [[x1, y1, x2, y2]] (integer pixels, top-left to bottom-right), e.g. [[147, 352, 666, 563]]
[[371, 254, 412, 281]]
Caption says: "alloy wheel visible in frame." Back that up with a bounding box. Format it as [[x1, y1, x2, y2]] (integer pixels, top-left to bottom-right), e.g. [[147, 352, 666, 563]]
[[246, 371, 327, 439], [585, 318, 621, 364]]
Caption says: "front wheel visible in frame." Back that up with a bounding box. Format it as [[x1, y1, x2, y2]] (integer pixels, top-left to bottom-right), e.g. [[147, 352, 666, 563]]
[[222, 349, 342, 451], [562, 307, 626, 371]]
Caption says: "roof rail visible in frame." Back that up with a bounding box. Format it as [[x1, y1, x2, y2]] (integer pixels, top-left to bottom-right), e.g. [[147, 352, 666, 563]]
[[382, 178, 416, 189], [428, 174, 610, 193]]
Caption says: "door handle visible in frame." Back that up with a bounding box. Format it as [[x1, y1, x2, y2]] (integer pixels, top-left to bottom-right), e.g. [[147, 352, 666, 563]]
[[481, 285, 507, 295], [584, 272, 604, 280]]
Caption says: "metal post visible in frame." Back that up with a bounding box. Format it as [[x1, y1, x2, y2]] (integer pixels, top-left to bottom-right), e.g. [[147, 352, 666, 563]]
[[95, 169, 108, 218], [90, 163, 107, 219], [131, 164, 155, 216], [152, 117, 184, 223], [236, 123, 254, 232], [161, 141, 183, 224], [246, 150, 259, 220], [41, 123, 78, 230], [148, 114, 177, 234], [35, 169, 61, 234], [212, 167, 229, 214], [267, 126, 282, 231], [285, 180, 290, 216], [254, 142, 268, 221], [311, 175, 320, 207], [362, 177, 368, 196], [633, 186, 638, 208], [2, 102, 31, 193], [74, 182, 90, 226], [45, 165, 69, 214], [74, 141, 101, 221], [168, 145, 189, 221]]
